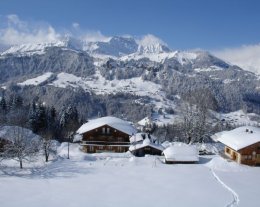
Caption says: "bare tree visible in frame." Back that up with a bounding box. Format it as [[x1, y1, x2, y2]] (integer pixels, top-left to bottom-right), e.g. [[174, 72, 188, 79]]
[[1, 126, 40, 168], [180, 88, 218, 143], [40, 129, 56, 162]]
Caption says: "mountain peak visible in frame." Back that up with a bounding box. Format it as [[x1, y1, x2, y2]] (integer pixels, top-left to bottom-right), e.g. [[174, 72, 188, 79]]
[[62, 35, 83, 50], [137, 34, 171, 54], [84, 36, 138, 57]]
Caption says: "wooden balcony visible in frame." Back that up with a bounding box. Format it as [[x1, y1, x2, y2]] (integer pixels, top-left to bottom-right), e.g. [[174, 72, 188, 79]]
[[81, 140, 130, 146]]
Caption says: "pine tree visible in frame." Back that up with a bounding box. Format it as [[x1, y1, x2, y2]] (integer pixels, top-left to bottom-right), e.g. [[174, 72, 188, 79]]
[[59, 105, 80, 159], [0, 95, 7, 112], [29, 102, 47, 133]]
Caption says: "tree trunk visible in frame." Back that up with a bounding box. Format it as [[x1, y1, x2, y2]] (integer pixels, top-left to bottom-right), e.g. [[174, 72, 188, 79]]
[[45, 148, 49, 162], [19, 159, 23, 169]]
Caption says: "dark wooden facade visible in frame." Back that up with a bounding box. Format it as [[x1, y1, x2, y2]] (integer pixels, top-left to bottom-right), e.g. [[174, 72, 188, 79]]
[[0, 139, 11, 152], [164, 159, 197, 164], [81, 124, 131, 153], [131, 146, 162, 157], [224, 142, 260, 166]]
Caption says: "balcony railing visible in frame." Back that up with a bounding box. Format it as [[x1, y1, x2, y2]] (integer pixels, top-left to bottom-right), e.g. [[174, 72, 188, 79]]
[[81, 140, 130, 145]]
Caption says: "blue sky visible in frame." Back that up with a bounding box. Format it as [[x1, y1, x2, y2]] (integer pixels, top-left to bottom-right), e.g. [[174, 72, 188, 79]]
[[0, 0, 260, 50]]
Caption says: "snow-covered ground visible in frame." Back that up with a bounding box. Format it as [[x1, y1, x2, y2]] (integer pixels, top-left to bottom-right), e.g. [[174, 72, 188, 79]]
[[18, 72, 53, 86], [0, 143, 259, 207], [215, 110, 260, 126]]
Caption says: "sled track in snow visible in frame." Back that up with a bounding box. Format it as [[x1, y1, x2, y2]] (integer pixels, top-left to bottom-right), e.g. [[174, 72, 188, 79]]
[[210, 169, 239, 207]]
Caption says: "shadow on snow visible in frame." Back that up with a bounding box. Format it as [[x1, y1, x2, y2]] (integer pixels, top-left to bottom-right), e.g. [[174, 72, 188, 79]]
[[0, 157, 94, 179]]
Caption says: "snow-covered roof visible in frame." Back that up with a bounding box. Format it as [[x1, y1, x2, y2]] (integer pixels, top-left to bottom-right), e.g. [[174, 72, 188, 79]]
[[213, 126, 260, 151], [163, 142, 199, 162], [77, 116, 137, 137], [161, 141, 171, 148], [129, 138, 164, 152], [0, 126, 41, 142], [138, 117, 152, 126], [129, 133, 157, 144]]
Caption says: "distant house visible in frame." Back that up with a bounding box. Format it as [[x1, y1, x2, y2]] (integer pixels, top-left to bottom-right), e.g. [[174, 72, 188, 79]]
[[137, 117, 154, 132], [213, 126, 260, 166], [74, 116, 137, 153], [0, 125, 41, 151], [129, 133, 164, 157], [163, 142, 199, 164]]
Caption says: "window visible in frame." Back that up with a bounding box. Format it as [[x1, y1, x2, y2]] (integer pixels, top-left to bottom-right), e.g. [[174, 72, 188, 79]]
[[102, 127, 105, 134], [118, 137, 123, 142], [243, 155, 252, 160], [226, 148, 230, 154], [257, 154, 260, 159], [89, 146, 94, 151], [107, 127, 110, 134]]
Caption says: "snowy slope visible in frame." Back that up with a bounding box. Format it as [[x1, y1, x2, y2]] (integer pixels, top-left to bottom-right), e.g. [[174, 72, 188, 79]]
[[0, 125, 41, 142], [1, 42, 65, 56], [48, 71, 165, 100], [0, 144, 260, 207], [120, 50, 199, 64], [214, 110, 260, 126], [18, 72, 53, 86], [46, 71, 178, 124], [1, 36, 82, 57]]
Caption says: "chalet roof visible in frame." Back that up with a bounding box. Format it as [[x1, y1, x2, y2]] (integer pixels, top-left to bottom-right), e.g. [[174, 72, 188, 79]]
[[0, 125, 41, 142], [129, 133, 157, 144], [138, 117, 152, 126], [76, 116, 137, 136], [129, 138, 164, 152], [213, 126, 260, 151], [163, 142, 199, 162]]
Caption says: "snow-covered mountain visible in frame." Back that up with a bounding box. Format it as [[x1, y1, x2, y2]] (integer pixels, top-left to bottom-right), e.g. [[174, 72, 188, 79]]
[[1, 34, 260, 122], [0, 34, 173, 61], [83, 36, 138, 58], [136, 34, 171, 54], [1, 35, 83, 56]]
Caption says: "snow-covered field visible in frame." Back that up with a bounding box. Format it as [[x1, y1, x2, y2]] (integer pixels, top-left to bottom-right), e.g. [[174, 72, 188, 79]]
[[18, 72, 53, 86], [0, 143, 259, 207]]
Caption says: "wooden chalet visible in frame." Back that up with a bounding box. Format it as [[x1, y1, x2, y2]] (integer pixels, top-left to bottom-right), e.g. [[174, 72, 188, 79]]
[[129, 133, 163, 157], [214, 126, 260, 166], [74, 116, 137, 153]]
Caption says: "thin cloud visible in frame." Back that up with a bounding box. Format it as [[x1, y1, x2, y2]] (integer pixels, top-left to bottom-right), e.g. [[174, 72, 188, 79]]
[[136, 34, 167, 47], [80, 30, 111, 43], [72, 22, 80, 29], [213, 44, 260, 74], [0, 14, 61, 45], [0, 15, 112, 47]]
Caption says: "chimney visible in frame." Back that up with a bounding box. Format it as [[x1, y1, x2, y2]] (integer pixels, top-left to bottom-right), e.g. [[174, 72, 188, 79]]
[[246, 128, 249, 132], [250, 130, 253, 134]]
